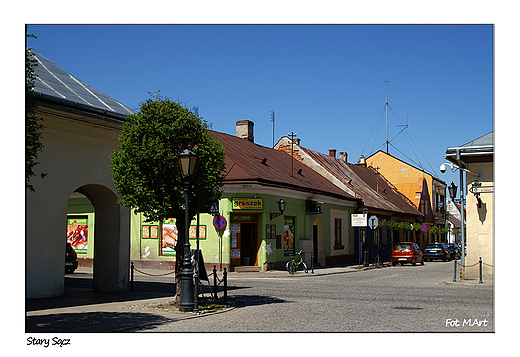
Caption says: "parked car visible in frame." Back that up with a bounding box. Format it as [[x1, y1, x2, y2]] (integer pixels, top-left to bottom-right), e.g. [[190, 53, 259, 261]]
[[392, 242, 424, 266], [445, 243, 461, 260], [66, 242, 78, 274], [423, 243, 450, 262]]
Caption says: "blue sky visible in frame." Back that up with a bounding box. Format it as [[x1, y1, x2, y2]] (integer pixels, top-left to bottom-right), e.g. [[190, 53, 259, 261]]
[[26, 24, 493, 188]]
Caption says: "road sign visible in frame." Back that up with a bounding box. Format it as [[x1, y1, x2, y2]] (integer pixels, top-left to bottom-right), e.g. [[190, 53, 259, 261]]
[[420, 224, 428, 232], [213, 215, 227, 230], [368, 216, 379, 230], [469, 186, 493, 194], [209, 202, 219, 215]]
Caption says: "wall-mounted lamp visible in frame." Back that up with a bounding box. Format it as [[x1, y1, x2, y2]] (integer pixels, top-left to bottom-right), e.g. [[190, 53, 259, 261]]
[[270, 198, 286, 220], [471, 179, 483, 208]]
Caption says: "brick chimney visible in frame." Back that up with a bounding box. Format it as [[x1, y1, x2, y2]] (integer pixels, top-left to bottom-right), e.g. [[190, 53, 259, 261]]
[[339, 152, 348, 163], [236, 120, 254, 142], [329, 149, 337, 158]]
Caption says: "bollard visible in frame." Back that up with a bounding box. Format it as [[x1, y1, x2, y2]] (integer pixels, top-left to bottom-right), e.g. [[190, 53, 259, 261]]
[[453, 259, 457, 282], [479, 257, 483, 284], [131, 262, 134, 291], [223, 267, 228, 305], [213, 265, 218, 299]]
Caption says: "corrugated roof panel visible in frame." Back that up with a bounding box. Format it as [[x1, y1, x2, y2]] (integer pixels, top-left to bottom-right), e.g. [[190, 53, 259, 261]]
[[210, 131, 358, 202], [29, 49, 135, 117], [303, 148, 422, 217]]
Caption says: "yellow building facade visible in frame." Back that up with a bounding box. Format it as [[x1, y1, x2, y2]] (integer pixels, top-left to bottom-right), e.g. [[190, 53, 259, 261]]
[[365, 151, 447, 245]]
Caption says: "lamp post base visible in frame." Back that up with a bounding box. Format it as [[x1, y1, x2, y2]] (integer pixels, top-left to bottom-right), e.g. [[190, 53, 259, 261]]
[[179, 268, 194, 312]]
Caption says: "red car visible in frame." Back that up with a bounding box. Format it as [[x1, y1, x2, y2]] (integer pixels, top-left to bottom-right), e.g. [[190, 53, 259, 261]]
[[392, 242, 424, 266]]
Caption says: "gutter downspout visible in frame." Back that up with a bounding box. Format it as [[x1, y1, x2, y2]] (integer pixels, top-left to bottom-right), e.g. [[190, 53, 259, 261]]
[[456, 148, 466, 278]]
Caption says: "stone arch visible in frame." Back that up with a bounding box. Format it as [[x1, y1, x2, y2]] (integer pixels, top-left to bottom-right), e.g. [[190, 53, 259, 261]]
[[75, 184, 130, 293]]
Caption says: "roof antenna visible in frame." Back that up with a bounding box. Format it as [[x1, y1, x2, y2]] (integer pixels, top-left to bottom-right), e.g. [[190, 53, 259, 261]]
[[385, 78, 389, 154]]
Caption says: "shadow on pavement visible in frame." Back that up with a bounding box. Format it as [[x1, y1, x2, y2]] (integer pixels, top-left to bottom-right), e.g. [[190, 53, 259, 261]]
[[26, 311, 172, 333], [230, 294, 286, 308]]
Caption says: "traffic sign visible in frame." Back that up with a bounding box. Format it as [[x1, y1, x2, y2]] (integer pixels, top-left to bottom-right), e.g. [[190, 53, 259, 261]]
[[209, 202, 220, 215], [469, 186, 493, 194], [213, 215, 227, 230], [420, 224, 428, 232], [368, 216, 379, 230]]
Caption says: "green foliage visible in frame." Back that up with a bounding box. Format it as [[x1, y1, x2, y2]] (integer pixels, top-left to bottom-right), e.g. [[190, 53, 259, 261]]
[[430, 226, 440, 235], [411, 222, 422, 232], [26, 29, 44, 192], [388, 220, 400, 230], [398, 221, 412, 231], [440, 227, 451, 235], [110, 92, 226, 224]]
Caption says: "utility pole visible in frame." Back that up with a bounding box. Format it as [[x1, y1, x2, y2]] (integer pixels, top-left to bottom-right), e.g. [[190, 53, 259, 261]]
[[271, 111, 275, 147], [288, 132, 297, 177]]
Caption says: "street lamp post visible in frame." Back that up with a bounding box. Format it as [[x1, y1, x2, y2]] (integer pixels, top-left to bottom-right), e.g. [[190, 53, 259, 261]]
[[441, 158, 481, 280], [178, 148, 197, 312]]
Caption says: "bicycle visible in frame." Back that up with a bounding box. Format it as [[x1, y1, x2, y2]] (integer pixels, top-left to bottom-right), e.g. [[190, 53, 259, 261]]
[[286, 249, 309, 274]]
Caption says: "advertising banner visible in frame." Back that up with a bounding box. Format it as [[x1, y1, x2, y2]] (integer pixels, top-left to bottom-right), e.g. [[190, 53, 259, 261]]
[[284, 217, 295, 256], [161, 218, 177, 256], [67, 217, 88, 253]]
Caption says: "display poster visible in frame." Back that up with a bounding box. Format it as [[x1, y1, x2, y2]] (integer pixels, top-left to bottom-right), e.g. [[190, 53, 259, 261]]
[[266, 224, 276, 239], [67, 217, 88, 253], [161, 218, 177, 256], [284, 217, 295, 256], [189, 225, 207, 239], [142, 225, 159, 239]]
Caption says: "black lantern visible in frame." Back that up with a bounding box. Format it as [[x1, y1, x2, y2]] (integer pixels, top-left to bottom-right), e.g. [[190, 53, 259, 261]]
[[270, 198, 286, 220], [178, 148, 197, 177], [448, 181, 457, 200]]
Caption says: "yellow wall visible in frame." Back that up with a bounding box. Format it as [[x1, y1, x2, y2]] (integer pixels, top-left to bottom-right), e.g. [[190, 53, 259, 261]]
[[464, 162, 494, 280], [366, 151, 446, 223]]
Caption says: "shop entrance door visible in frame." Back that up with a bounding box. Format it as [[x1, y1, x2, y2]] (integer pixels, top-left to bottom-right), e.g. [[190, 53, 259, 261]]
[[241, 223, 257, 266]]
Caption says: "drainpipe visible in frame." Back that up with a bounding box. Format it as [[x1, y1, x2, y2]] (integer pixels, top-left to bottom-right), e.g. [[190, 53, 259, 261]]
[[456, 148, 466, 277]]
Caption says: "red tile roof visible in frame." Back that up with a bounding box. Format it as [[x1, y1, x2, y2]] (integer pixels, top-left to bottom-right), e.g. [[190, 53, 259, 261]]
[[210, 131, 359, 202]]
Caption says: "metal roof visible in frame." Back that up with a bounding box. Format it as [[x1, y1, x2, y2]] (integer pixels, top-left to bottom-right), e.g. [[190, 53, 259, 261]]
[[29, 49, 135, 120], [445, 131, 494, 165], [302, 148, 423, 217], [210, 131, 359, 202]]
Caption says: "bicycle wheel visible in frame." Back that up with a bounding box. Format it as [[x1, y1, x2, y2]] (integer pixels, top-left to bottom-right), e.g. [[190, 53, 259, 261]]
[[302, 261, 308, 273], [286, 260, 295, 274]]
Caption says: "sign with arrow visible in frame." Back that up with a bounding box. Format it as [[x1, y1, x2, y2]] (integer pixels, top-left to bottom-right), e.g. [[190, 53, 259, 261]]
[[469, 186, 493, 194]]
